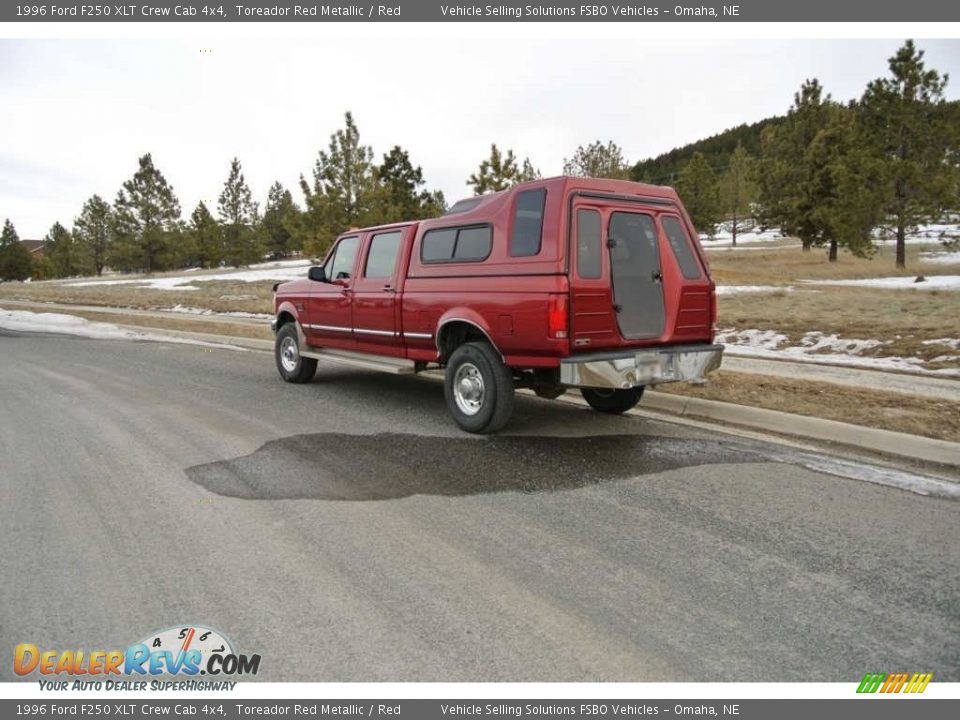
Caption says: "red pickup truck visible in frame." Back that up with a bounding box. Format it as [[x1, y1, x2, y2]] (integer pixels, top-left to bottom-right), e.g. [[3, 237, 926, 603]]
[[272, 176, 722, 432]]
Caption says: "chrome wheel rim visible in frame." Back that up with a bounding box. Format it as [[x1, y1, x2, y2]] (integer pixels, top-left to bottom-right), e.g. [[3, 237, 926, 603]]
[[280, 336, 299, 373], [453, 362, 485, 416]]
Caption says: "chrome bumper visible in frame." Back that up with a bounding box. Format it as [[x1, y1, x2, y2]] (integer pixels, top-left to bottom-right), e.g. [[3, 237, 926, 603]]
[[560, 344, 723, 389]]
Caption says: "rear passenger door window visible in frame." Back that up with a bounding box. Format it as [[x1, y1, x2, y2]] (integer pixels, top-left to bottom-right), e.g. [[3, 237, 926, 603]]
[[364, 231, 403, 278], [511, 188, 546, 257], [661, 216, 702, 280]]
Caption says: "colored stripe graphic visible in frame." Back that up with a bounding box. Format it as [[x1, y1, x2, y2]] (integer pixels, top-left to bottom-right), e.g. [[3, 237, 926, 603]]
[[857, 673, 885, 693], [857, 672, 931, 694], [905, 673, 933, 693]]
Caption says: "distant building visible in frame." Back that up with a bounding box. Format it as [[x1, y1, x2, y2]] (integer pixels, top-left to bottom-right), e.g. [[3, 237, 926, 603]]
[[19, 240, 45, 258]]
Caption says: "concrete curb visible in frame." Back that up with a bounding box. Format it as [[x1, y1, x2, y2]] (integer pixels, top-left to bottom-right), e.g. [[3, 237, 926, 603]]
[[638, 391, 960, 467], [117, 322, 960, 467]]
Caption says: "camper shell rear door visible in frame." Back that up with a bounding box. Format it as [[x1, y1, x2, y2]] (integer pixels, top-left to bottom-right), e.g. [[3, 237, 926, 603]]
[[568, 192, 711, 352]]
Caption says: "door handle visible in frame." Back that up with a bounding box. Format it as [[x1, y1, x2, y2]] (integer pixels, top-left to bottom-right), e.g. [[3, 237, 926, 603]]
[[383, 285, 396, 293]]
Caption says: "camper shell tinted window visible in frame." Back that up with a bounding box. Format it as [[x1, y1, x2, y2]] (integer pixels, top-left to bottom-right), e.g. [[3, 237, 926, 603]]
[[420, 225, 492, 263], [661, 216, 702, 280], [510, 188, 546, 257]]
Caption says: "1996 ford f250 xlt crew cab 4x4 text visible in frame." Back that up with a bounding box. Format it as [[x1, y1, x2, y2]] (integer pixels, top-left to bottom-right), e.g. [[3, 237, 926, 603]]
[[272, 176, 722, 433]]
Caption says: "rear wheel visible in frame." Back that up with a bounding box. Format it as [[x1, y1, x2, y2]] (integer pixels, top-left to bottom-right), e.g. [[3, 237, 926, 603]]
[[275, 323, 317, 384], [581, 387, 644, 414], [444, 342, 515, 433]]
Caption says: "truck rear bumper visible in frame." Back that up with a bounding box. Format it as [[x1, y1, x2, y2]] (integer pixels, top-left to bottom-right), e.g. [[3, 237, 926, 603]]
[[559, 343, 723, 389]]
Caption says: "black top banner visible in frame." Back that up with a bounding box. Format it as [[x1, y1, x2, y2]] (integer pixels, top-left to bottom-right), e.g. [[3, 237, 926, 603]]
[[5, 0, 960, 22]]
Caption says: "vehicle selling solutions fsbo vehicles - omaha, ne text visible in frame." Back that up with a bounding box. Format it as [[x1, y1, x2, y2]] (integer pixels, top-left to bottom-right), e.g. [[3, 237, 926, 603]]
[[271, 176, 723, 432]]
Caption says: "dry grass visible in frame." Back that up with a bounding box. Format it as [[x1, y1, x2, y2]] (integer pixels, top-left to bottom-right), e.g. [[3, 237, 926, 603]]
[[705, 241, 955, 284], [708, 242, 960, 365], [658, 370, 960, 443], [719, 287, 960, 360], [0, 279, 275, 315]]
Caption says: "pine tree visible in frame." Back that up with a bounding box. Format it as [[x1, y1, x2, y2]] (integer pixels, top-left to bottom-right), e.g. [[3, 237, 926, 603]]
[[860, 40, 956, 269], [218, 158, 262, 267], [0, 219, 33, 281], [44, 222, 91, 278], [189, 202, 223, 268], [375, 146, 446, 221], [519, 158, 541, 183], [467, 144, 540, 194], [806, 107, 884, 261], [756, 79, 836, 252], [113, 154, 183, 273], [563, 140, 630, 179], [73, 195, 113, 276], [676, 152, 721, 235], [262, 182, 298, 259], [718, 143, 757, 246], [300, 112, 380, 257]]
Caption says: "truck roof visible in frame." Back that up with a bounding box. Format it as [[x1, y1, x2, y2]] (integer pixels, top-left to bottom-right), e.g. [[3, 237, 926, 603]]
[[340, 176, 680, 238]]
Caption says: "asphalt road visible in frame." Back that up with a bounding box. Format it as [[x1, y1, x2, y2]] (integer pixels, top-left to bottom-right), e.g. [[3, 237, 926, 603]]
[[1, 329, 958, 682]]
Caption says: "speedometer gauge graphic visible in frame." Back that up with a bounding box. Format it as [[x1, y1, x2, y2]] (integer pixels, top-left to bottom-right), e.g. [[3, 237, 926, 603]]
[[134, 625, 235, 674]]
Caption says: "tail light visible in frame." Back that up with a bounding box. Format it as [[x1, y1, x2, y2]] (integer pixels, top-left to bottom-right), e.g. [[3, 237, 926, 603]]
[[548, 294, 568, 340]]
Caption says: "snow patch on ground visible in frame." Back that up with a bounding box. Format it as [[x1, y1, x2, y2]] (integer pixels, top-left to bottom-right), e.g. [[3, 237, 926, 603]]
[[798, 332, 888, 355], [163, 305, 272, 320], [716, 327, 960, 377], [0, 309, 246, 351], [921, 251, 960, 265], [718, 328, 789, 351], [248, 258, 313, 269], [65, 265, 308, 290], [715, 285, 790, 295], [874, 221, 960, 245], [699, 226, 787, 247], [699, 219, 960, 250], [801, 275, 960, 291], [923, 338, 960, 351]]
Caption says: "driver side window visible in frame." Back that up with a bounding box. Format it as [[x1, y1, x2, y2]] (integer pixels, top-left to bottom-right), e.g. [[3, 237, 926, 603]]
[[326, 236, 359, 281]]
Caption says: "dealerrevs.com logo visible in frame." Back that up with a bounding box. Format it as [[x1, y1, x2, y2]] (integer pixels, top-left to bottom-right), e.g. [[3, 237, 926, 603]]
[[14, 625, 260, 690]]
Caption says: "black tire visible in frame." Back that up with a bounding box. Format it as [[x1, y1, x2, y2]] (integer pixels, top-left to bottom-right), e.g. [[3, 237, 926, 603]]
[[581, 386, 644, 414], [275, 322, 317, 384], [444, 341, 515, 433]]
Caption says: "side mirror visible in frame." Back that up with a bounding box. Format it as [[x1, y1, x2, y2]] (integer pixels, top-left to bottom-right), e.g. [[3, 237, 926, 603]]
[[308, 266, 327, 283]]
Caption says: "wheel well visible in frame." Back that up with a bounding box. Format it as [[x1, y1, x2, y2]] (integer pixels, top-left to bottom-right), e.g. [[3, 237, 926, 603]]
[[437, 321, 495, 364], [276, 310, 296, 329]]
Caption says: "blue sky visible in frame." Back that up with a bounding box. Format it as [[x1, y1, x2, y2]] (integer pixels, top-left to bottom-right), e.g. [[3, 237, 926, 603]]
[[1, 38, 958, 239]]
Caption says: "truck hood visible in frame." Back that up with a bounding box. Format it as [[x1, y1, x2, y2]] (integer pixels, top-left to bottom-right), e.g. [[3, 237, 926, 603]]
[[275, 278, 315, 294]]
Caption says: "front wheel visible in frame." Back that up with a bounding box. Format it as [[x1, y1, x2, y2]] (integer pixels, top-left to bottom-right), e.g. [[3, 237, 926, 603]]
[[581, 387, 644, 414], [444, 342, 515, 433], [275, 323, 317, 383]]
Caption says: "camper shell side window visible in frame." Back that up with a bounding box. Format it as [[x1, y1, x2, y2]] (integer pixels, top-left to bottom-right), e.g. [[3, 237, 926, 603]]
[[420, 224, 493, 264]]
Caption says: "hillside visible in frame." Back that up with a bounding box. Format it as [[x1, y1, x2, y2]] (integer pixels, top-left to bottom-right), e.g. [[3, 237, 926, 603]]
[[629, 116, 784, 185], [630, 99, 959, 185]]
